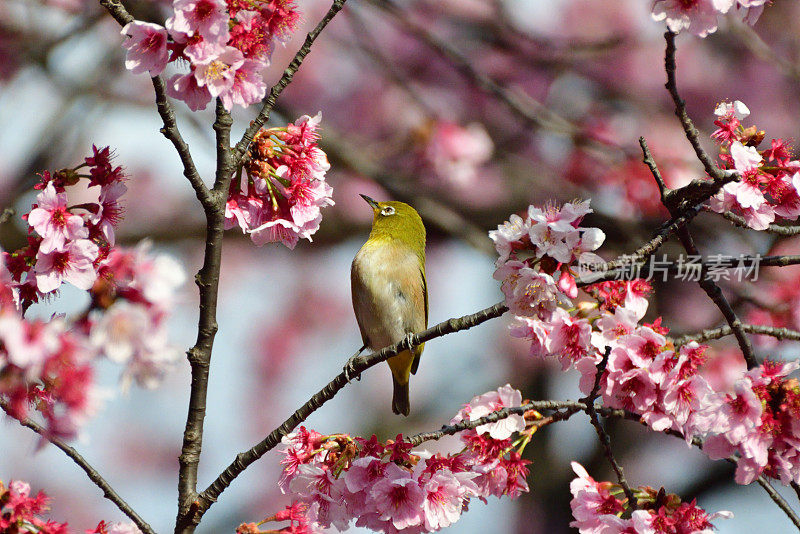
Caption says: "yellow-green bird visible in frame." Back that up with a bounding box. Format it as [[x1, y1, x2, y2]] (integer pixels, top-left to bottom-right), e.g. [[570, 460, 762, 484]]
[[350, 194, 428, 416]]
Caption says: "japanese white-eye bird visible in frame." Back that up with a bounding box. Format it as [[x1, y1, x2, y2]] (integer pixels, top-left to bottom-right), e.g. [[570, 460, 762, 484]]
[[350, 194, 428, 416]]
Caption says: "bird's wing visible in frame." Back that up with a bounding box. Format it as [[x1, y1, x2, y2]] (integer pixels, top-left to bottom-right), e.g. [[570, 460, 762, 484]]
[[351, 262, 371, 347], [410, 266, 427, 376]]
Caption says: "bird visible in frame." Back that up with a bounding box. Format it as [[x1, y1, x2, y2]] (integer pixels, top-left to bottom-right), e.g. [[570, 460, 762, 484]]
[[349, 194, 428, 416]]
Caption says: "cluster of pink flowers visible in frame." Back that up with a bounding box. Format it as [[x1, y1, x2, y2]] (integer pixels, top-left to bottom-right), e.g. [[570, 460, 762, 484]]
[[0, 150, 185, 438], [275, 385, 531, 532], [0, 241, 185, 439], [490, 200, 605, 317], [569, 462, 732, 533], [0, 312, 100, 440], [651, 0, 767, 37], [587, 326, 719, 445], [87, 242, 186, 390], [703, 360, 800, 485], [418, 121, 493, 187], [492, 203, 800, 488], [225, 113, 333, 248], [707, 100, 800, 230], [0, 478, 140, 533], [3, 146, 126, 311], [508, 275, 720, 443], [120, 0, 301, 111], [0, 479, 68, 533]]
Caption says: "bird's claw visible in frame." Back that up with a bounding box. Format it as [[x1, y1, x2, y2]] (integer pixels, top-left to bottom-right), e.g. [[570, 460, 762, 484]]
[[405, 332, 415, 350], [343, 356, 362, 383]]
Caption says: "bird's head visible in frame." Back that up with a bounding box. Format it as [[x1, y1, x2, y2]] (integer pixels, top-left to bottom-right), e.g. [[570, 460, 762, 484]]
[[360, 194, 426, 251]]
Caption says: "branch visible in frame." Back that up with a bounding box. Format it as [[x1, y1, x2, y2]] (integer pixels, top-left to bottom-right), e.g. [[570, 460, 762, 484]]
[[0, 400, 155, 534], [97, 0, 212, 209], [670, 323, 800, 347], [232, 0, 348, 167], [710, 207, 800, 235], [657, 33, 756, 369], [580, 350, 638, 507], [407, 401, 585, 446], [584, 202, 703, 278], [174, 101, 234, 532], [193, 302, 508, 519], [662, 31, 728, 185], [757, 476, 800, 530]]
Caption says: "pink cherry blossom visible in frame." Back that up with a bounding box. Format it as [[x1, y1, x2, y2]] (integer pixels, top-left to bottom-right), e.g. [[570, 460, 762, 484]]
[[34, 238, 99, 293], [731, 140, 763, 172], [451, 383, 526, 440], [544, 307, 592, 370], [489, 213, 531, 264], [168, 0, 230, 41], [715, 100, 750, 120], [27, 182, 88, 254], [569, 462, 624, 532], [91, 181, 127, 245], [120, 21, 169, 76], [166, 72, 213, 111], [422, 471, 465, 530], [651, 0, 733, 37], [369, 463, 425, 530], [0, 314, 57, 371], [494, 261, 564, 318], [422, 121, 493, 186], [219, 58, 268, 111], [194, 47, 245, 97]]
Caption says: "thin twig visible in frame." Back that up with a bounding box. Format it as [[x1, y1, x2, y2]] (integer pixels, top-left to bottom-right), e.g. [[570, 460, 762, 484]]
[[407, 401, 585, 446], [640, 137, 669, 201], [580, 349, 638, 507], [662, 31, 727, 185], [757, 476, 800, 530], [195, 302, 508, 517], [0, 400, 155, 534], [586, 204, 703, 278], [670, 323, 800, 347], [365, 0, 616, 150], [711, 207, 800, 235], [658, 31, 756, 369]]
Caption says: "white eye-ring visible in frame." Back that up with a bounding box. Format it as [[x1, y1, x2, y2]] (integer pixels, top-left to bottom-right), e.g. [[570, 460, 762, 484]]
[[381, 206, 396, 216]]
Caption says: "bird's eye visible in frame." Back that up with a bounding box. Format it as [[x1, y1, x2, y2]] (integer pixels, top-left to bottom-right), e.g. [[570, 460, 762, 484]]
[[381, 206, 396, 216]]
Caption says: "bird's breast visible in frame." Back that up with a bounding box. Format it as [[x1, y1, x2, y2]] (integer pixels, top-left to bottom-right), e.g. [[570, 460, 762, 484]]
[[351, 240, 424, 350]]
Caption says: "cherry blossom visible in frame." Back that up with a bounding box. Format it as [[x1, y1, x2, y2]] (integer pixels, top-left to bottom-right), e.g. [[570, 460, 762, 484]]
[[120, 0, 301, 111], [225, 114, 334, 248], [34, 238, 99, 293], [569, 462, 732, 534], [450, 384, 526, 440], [120, 21, 170, 76], [167, 0, 230, 42], [27, 182, 88, 254]]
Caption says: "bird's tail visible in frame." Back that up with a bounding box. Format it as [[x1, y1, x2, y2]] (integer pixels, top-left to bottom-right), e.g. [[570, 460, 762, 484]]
[[392, 379, 410, 416]]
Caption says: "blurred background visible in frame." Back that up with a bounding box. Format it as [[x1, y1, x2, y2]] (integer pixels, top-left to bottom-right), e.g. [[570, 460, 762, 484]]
[[2, 0, 800, 531]]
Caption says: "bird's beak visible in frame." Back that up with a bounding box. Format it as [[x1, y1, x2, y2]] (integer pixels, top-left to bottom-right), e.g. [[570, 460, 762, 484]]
[[359, 194, 380, 210]]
